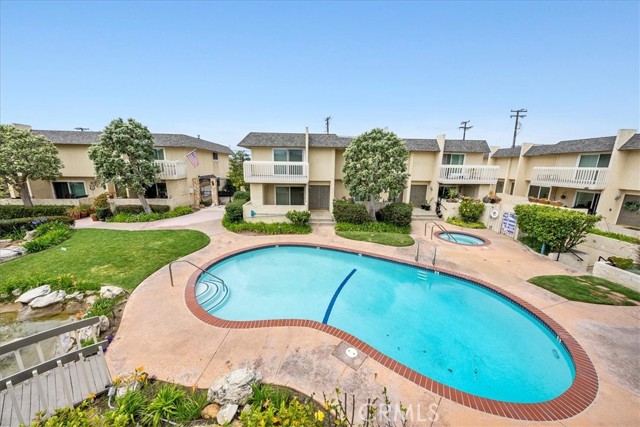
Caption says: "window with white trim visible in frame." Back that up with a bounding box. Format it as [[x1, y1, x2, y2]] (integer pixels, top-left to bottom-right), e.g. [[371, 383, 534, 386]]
[[53, 181, 86, 199], [442, 153, 464, 165], [578, 154, 610, 168], [153, 148, 165, 160], [527, 185, 550, 199]]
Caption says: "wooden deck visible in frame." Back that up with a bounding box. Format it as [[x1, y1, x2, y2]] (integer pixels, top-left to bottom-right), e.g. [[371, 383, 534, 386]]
[[0, 317, 112, 426]]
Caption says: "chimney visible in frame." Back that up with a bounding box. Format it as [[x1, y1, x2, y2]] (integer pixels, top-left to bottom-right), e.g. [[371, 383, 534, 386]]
[[197, 135, 200, 139]]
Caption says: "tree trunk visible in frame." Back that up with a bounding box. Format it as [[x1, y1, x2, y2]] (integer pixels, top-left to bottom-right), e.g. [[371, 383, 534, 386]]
[[369, 195, 377, 221], [138, 193, 152, 213], [19, 183, 33, 206]]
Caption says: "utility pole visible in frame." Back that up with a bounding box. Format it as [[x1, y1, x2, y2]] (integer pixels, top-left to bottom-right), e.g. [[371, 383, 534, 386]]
[[458, 120, 473, 140], [324, 116, 331, 134], [510, 109, 527, 147]]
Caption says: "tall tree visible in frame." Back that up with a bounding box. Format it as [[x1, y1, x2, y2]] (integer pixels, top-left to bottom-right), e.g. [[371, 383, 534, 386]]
[[0, 125, 63, 206], [88, 118, 158, 213], [228, 150, 250, 191], [342, 128, 409, 220]]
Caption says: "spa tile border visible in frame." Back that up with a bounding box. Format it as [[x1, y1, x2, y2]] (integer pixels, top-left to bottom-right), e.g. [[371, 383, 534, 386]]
[[184, 242, 598, 421], [433, 230, 490, 246]]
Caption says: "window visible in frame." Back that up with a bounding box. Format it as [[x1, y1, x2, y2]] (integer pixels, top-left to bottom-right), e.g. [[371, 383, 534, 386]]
[[275, 186, 304, 205], [574, 192, 595, 209], [274, 149, 304, 175], [527, 185, 550, 199], [496, 180, 505, 194], [578, 154, 610, 168], [153, 149, 165, 160], [53, 181, 86, 199], [145, 183, 168, 199], [509, 181, 515, 195], [442, 154, 464, 165], [212, 152, 218, 160]]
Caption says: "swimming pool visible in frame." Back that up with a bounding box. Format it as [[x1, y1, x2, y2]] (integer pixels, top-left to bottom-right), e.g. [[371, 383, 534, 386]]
[[436, 231, 487, 245], [187, 244, 597, 419]]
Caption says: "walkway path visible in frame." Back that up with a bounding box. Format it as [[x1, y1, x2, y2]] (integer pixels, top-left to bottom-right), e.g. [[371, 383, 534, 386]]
[[91, 211, 639, 426]]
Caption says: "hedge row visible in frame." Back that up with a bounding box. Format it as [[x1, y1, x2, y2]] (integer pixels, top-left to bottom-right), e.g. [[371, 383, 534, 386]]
[[332, 200, 370, 224], [0, 216, 75, 236], [0, 205, 68, 220], [114, 204, 171, 214]]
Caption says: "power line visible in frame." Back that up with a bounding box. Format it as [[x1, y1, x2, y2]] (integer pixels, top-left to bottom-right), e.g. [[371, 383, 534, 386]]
[[458, 120, 473, 140], [324, 116, 331, 134], [510, 109, 527, 148]]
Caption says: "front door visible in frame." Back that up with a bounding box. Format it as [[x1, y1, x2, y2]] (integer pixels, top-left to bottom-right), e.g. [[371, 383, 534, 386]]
[[409, 185, 428, 207], [309, 185, 330, 210]]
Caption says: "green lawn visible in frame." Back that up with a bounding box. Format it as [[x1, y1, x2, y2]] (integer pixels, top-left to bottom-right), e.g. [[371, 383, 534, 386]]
[[528, 275, 640, 306], [335, 230, 415, 247], [0, 229, 210, 293]]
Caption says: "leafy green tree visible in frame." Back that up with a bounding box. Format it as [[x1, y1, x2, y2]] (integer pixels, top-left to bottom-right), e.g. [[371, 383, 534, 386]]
[[342, 128, 409, 219], [0, 125, 63, 206], [514, 204, 601, 253], [228, 150, 250, 191], [88, 118, 158, 213]]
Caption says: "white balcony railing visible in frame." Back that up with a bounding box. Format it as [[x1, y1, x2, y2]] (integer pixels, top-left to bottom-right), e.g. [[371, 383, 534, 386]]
[[244, 161, 309, 184], [531, 167, 609, 190], [438, 165, 500, 184], [155, 160, 187, 180]]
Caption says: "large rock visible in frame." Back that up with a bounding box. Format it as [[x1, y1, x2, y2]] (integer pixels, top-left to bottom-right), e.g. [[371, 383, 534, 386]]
[[78, 315, 110, 342], [24, 230, 38, 241], [29, 290, 66, 308], [216, 403, 239, 425], [15, 285, 51, 304], [207, 368, 262, 405], [200, 403, 220, 419], [100, 285, 125, 299]]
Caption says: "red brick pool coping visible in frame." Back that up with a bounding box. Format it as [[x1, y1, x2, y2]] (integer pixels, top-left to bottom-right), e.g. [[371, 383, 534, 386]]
[[184, 242, 598, 421]]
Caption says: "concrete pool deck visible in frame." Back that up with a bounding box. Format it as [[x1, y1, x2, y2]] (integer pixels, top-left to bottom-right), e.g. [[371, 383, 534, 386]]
[[92, 208, 640, 426]]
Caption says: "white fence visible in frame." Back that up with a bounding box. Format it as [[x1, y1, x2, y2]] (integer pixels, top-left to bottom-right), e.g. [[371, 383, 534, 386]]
[[438, 165, 500, 184], [531, 167, 609, 190], [155, 160, 187, 180], [243, 161, 309, 184]]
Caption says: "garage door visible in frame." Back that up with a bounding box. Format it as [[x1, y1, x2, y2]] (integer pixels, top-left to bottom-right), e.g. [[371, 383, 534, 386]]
[[409, 185, 428, 207], [309, 185, 330, 210], [616, 195, 640, 227]]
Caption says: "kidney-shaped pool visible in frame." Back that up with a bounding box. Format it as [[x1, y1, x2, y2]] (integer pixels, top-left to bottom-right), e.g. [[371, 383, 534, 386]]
[[186, 244, 597, 419]]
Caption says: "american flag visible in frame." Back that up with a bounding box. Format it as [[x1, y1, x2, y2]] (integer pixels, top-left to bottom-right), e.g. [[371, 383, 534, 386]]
[[186, 150, 199, 167]]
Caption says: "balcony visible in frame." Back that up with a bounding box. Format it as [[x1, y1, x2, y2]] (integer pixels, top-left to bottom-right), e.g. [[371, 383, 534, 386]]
[[531, 167, 609, 190], [438, 165, 500, 184], [155, 160, 187, 180], [244, 161, 309, 184]]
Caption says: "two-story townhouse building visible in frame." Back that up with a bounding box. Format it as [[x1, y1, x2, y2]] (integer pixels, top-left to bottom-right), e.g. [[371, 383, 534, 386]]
[[238, 130, 499, 221], [489, 129, 639, 227], [2, 126, 233, 208]]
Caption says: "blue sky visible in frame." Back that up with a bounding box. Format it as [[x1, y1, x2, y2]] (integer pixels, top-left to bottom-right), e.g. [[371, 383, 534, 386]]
[[1, 1, 638, 150]]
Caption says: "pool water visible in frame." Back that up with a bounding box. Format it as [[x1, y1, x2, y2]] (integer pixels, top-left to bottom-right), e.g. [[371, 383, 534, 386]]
[[437, 232, 486, 245], [195, 246, 575, 403]]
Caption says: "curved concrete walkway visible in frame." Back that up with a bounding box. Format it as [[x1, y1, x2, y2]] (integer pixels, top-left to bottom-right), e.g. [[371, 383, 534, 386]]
[[96, 211, 639, 426]]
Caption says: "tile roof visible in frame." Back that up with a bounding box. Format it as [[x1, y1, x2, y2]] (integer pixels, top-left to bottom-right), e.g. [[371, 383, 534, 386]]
[[32, 129, 233, 154], [523, 136, 615, 156], [619, 133, 640, 150], [444, 139, 490, 153], [491, 146, 522, 158]]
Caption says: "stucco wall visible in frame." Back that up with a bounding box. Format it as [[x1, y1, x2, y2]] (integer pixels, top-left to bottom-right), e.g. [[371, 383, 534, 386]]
[[57, 144, 96, 177], [576, 233, 639, 267], [309, 148, 335, 181], [409, 152, 438, 181], [593, 262, 640, 291]]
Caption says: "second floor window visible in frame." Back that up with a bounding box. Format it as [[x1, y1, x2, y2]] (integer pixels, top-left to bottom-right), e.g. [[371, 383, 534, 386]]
[[274, 149, 304, 175], [442, 153, 464, 165], [153, 148, 165, 160], [212, 152, 218, 160], [578, 154, 610, 168]]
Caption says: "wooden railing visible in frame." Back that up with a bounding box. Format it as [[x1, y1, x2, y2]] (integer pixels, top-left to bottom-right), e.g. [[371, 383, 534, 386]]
[[155, 160, 187, 180], [438, 165, 500, 184], [531, 167, 609, 189], [243, 161, 309, 183]]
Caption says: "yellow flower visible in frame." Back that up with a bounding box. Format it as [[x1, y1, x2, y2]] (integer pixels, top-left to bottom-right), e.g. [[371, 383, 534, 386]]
[[135, 366, 144, 373], [323, 402, 329, 410], [87, 393, 96, 401], [314, 411, 325, 422], [113, 376, 122, 385]]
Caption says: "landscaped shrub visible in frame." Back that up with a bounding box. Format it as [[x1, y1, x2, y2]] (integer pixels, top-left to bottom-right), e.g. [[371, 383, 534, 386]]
[[66, 204, 93, 219], [609, 256, 634, 270], [166, 206, 193, 217], [285, 210, 311, 226], [332, 199, 370, 224], [0, 204, 68, 219], [23, 221, 72, 253], [587, 228, 640, 244], [233, 190, 251, 202], [224, 200, 245, 223], [222, 217, 311, 234], [107, 206, 193, 223], [446, 216, 486, 229], [379, 202, 412, 227], [114, 204, 171, 214], [335, 221, 410, 234], [93, 192, 112, 220], [241, 395, 322, 427], [514, 204, 601, 253], [0, 216, 74, 237], [458, 198, 485, 222]]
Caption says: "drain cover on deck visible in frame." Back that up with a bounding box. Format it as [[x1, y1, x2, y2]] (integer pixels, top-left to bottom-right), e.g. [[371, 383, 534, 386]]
[[332, 341, 367, 370]]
